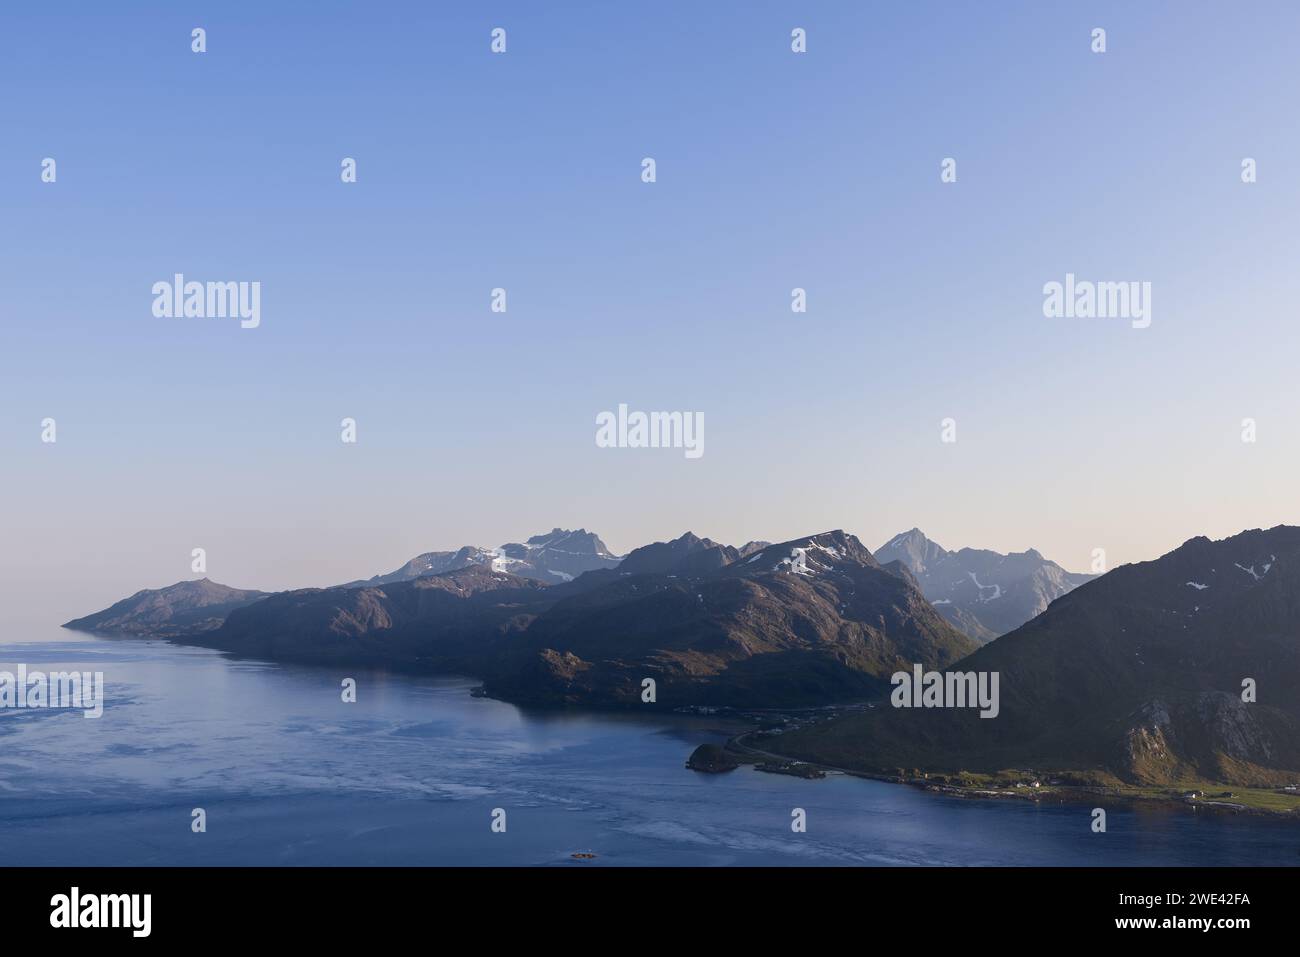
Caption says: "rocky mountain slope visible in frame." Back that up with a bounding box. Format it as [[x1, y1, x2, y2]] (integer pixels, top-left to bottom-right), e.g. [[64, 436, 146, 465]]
[[203, 565, 554, 671], [778, 526, 1300, 786], [875, 528, 1093, 642], [62, 579, 269, 638], [486, 530, 977, 708]]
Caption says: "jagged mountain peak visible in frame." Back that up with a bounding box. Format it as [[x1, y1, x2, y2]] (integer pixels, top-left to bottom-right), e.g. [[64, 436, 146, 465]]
[[354, 527, 623, 588], [875, 532, 1093, 643], [734, 530, 879, 576], [876, 528, 949, 576], [617, 531, 739, 576], [521, 527, 617, 557]]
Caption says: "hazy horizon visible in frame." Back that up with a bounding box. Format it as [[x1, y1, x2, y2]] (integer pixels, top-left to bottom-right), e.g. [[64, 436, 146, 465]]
[[5, 1, 1299, 625], [31, 518, 1298, 629]]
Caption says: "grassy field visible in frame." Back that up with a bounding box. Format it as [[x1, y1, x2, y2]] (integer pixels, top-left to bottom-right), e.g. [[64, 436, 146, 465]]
[[735, 732, 1300, 816], [897, 773, 1300, 815]]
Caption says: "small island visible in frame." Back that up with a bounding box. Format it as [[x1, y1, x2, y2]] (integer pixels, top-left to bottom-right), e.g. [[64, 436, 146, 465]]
[[686, 743, 740, 773]]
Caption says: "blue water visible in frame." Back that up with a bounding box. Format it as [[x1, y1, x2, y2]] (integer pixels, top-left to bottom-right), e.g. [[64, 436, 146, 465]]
[[2, 622, 1297, 866]]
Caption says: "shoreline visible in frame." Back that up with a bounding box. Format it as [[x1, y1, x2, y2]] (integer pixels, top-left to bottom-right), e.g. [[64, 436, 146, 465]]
[[723, 729, 1300, 819], [57, 626, 1300, 819]]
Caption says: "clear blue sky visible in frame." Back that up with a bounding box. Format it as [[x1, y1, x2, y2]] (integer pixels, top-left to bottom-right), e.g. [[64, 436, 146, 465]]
[[4, 1, 1299, 623]]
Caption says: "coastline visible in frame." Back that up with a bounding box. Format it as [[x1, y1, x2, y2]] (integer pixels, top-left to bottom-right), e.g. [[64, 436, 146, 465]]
[[721, 727, 1300, 819], [61, 625, 1300, 819]]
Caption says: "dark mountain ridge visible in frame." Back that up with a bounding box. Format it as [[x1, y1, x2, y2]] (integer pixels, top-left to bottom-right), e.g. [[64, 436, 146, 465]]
[[61, 579, 269, 638], [486, 530, 977, 708], [65, 528, 976, 711], [205, 565, 554, 671], [777, 526, 1300, 786]]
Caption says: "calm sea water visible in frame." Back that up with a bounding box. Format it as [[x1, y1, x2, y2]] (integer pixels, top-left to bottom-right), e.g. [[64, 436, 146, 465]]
[[1, 621, 1297, 866]]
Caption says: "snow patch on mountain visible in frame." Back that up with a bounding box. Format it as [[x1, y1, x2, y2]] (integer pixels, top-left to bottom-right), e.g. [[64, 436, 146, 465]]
[[1234, 558, 1275, 581]]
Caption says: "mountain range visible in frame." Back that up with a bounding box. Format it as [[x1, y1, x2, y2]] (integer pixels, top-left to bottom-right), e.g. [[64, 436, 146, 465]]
[[485, 530, 975, 707], [776, 526, 1300, 786], [63, 527, 974, 709], [346, 528, 620, 587], [62, 523, 1300, 785], [874, 528, 1094, 642]]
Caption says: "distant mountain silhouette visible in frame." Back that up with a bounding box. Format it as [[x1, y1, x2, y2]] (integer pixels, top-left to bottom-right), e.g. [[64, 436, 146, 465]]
[[63, 579, 269, 638], [349, 527, 620, 587], [875, 528, 1093, 642], [613, 531, 739, 576]]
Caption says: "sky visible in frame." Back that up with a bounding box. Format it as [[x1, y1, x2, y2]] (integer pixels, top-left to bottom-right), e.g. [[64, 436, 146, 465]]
[[3, 1, 1299, 624]]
